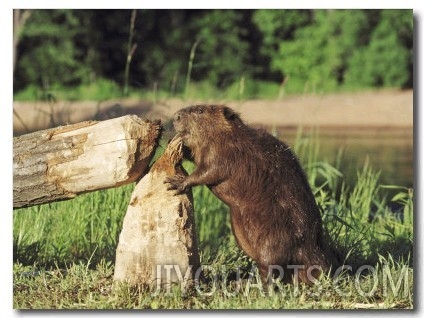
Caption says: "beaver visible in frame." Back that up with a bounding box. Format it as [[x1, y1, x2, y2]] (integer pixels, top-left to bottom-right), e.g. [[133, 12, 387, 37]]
[[165, 104, 337, 285]]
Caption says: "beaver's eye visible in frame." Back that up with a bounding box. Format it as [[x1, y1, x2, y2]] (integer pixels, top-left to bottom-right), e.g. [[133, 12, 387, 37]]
[[197, 108, 203, 114]]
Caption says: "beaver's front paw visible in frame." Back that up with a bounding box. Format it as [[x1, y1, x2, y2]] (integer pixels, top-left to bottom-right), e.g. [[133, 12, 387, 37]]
[[164, 174, 188, 195]]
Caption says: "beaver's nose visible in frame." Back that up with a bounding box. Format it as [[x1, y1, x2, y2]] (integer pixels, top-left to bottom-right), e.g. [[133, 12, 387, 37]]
[[174, 111, 183, 122]]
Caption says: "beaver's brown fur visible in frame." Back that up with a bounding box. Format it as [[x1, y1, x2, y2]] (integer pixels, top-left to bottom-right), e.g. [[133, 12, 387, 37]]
[[165, 104, 337, 285]]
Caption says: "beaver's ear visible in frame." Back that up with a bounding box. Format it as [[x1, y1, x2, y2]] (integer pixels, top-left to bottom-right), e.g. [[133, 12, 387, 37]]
[[223, 106, 240, 122]]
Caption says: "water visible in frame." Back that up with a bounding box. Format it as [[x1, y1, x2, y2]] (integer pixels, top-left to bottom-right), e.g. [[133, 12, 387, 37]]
[[278, 126, 413, 189]]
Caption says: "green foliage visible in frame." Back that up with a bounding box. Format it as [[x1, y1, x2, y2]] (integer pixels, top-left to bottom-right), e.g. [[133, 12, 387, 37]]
[[15, 10, 90, 89], [184, 77, 285, 101], [252, 9, 311, 52], [14, 9, 413, 100], [75, 79, 123, 101], [14, 79, 123, 102], [271, 10, 386, 92], [291, 131, 412, 267], [191, 10, 251, 88], [345, 10, 413, 88], [13, 184, 133, 267]]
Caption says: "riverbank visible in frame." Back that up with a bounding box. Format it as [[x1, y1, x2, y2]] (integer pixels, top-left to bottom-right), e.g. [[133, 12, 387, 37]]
[[13, 89, 413, 135]]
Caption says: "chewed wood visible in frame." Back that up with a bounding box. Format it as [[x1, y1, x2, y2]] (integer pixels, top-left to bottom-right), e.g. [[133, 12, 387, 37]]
[[13, 115, 162, 209]]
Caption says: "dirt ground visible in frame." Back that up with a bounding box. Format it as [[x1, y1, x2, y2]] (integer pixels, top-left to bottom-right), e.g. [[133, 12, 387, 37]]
[[13, 89, 413, 135]]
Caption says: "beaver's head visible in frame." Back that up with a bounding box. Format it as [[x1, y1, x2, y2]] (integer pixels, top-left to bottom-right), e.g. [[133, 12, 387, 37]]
[[173, 105, 243, 149]]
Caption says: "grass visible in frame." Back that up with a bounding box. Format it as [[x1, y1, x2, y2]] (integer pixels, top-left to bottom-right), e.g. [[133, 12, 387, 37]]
[[12, 134, 413, 309], [13, 76, 379, 103]]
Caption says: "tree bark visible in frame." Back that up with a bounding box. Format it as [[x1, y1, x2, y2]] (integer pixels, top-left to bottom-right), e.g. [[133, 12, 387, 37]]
[[113, 136, 201, 292], [13, 115, 162, 209]]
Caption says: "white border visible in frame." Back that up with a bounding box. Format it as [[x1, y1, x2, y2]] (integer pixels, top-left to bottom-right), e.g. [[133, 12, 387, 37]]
[[3, 1, 431, 317]]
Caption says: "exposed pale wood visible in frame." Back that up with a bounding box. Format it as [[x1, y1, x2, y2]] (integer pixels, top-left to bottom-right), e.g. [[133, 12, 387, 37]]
[[13, 115, 162, 209], [113, 136, 200, 291]]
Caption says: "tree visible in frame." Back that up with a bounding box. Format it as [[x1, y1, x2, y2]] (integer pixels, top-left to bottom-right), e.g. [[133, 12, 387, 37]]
[[13, 9, 32, 72], [13, 9, 413, 98], [252, 9, 312, 81], [134, 9, 194, 92], [269, 10, 370, 92], [345, 10, 413, 88], [14, 10, 91, 93], [187, 10, 251, 88]]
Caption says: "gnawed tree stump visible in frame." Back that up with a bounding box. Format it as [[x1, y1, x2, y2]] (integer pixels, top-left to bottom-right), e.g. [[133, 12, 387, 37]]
[[13, 115, 162, 209], [113, 136, 200, 292]]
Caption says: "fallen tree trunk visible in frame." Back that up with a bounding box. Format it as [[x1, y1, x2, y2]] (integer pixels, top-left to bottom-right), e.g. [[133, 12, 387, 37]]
[[113, 136, 200, 292], [13, 115, 162, 209]]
